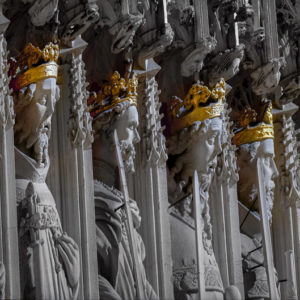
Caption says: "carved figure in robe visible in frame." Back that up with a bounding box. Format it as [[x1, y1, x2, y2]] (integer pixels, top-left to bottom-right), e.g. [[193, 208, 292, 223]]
[[167, 79, 239, 300], [89, 71, 157, 300], [234, 102, 279, 298], [11, 43, 80, 300]]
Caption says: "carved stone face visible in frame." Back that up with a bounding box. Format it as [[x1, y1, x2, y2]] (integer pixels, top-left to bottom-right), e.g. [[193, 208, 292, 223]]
[[14, 77, 59, 167], [114, 105, 140, 173], [238, 139, 278, 220], [169, 117, 223, 192]]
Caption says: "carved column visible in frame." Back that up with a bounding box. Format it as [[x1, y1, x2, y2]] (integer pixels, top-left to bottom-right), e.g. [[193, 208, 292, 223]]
[[273, 103, 299, 299], [48, 36, 98, 300], [210, 103, 244, 297], [0, 4, 20, 298], [131, 59, 173, 299]]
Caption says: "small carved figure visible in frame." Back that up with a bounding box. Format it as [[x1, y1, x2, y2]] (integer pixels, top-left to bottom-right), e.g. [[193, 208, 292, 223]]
[[181, 37, 217, 78], [208, 44, 245, 87], [250, 58, 286, 96]]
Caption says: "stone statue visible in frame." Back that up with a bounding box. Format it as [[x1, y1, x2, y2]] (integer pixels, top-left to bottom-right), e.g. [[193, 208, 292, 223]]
[[250, 58, 286, 96], [11, 43, 80, 299], [234, 103, 278, 221], [167, 79, 239, 299], [234, 102, 279, 298], [89, 71, 157, 299]]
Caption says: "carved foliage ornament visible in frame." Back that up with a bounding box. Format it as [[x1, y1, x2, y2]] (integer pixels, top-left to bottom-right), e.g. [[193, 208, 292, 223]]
[[0, 34, 14, 128], [69, 53, 94, 147]]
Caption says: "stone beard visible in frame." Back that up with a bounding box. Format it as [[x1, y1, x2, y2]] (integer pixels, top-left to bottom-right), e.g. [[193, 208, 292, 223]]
[[167, 116, 225, 299], [237, 138, 278, 221], [92, 104, 157, 300], [14, 78, 60, 167], [13, 77, 80, 300]]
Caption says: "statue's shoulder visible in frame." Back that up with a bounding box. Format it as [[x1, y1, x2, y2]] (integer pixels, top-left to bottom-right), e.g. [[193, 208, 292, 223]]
[[94, 180, 123, 210]]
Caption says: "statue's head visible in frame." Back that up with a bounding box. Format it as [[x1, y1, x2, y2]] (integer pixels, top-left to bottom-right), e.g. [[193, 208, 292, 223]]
[[167, 79, 226, 193], [234, 103, 278, 220], [89, 71, 140, 173], [10, 43, 60, 167]]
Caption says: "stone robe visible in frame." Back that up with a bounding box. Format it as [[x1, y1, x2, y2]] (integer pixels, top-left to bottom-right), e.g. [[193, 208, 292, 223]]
[[15, 147, 79, 300], [170, 199, 224, 300], [94, 180, 157, 300]]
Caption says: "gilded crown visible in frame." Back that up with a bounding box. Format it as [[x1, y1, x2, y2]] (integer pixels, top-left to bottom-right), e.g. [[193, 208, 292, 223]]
[[88, 71, 138, 119], [9, 43, 59, 91], [232, 102, 274, 146], [168, 79, 226, 134]]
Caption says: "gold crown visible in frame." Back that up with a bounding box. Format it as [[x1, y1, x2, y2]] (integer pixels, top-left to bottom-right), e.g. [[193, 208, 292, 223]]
[[9, 43, 59, 91], [168, 79, 226, 134], [232, 103, 274, 146], [88, 71, 138, 119]]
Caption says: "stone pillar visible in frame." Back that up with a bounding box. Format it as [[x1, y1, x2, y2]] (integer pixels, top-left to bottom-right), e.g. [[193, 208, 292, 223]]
[[131, 58, 173, 299], [273, 103, 300, 299], [49, 36, 98, 300], [210, 103, 244, 297], [0, 4, 20, 299]]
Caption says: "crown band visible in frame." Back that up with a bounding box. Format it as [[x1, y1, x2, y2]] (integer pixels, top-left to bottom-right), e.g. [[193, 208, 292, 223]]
[[88, 71, 138, 119], [171, 99, 224, 134], [233, 102, 274, 146], [232, 124, 274, 146], [90, 97, 137, 119], [10, 62, 58, 91]]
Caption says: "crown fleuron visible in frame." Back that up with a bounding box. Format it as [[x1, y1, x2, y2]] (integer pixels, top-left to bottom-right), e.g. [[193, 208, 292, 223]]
[[88, 71, 138, 119], [168, 79, 226, 134], [232, 102, 274, 146], [9, 43, 59, 91]]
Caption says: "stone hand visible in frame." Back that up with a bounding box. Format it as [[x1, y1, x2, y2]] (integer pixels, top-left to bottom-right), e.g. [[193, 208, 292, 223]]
[[57, 234, 80, 288]]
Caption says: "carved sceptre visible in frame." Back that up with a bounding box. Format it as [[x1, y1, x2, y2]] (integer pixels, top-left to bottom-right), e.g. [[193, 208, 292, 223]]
[[193, 170, 206, 300], [113, 130, 145, 300]]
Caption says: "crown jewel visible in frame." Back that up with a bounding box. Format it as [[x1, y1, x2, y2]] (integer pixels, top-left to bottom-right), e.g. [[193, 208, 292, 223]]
[[232, 102, 274, 146], [9, 43, 59, 91], [88, 71, 138, 119], [168, 79, 226, 134]]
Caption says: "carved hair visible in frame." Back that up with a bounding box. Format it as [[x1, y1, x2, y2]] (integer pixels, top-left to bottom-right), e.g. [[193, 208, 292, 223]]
[[93, 101, 132, 139], [167, 118, 215, 156]]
